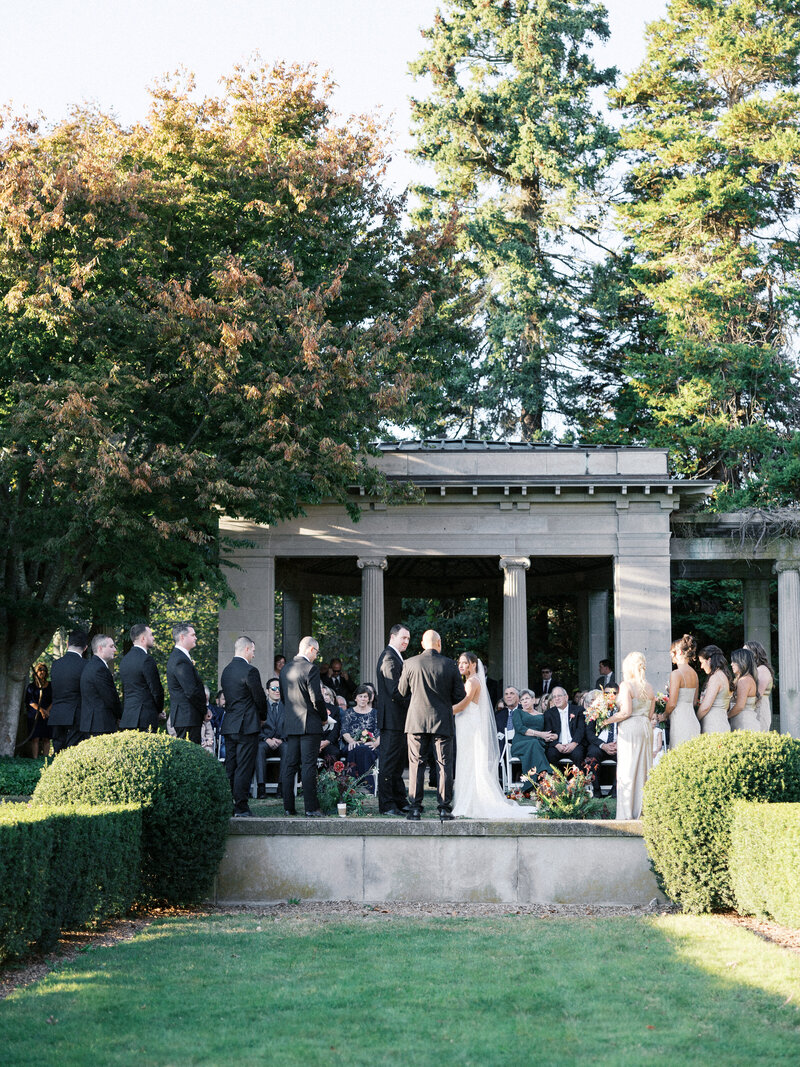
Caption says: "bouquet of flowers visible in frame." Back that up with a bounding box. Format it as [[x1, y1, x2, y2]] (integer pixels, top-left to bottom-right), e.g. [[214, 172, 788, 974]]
[[355, 730, 376, 744], [316, 759, 372, 815], [654, 692, 668, 721], [584, 688, 616, 734], [522, 764, 595, 820]]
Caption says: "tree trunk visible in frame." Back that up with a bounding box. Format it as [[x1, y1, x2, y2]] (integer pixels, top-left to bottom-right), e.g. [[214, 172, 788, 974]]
[[0, 633, 44, 756]]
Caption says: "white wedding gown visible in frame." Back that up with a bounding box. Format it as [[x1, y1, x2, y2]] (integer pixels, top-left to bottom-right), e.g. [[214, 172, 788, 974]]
[[452, 662, 534, 819]]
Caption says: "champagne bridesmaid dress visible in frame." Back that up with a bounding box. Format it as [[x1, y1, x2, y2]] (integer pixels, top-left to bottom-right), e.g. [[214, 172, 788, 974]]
[[668, 688, 700, 750], [616, 694, 653, 821]]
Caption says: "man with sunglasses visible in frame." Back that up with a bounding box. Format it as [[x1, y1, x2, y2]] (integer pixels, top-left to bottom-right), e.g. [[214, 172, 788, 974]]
[[255, 676, 285, 799]]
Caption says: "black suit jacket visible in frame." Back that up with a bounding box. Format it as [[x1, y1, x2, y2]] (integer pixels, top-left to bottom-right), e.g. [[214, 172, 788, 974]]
[[79, 655, 121, 735], [376, 646, 409, 732], [166, 648, 206, 730], [280, 656, 328, 736], [397, 649, 466, 736], [595, 672, 616, 690], [49, 652, 86, 728], [544, 703, 587, 747], [260, 699, 286, 741], [119, 646, 164, 730], [220, 656, 268, 735], [533, 677, 561, 699]]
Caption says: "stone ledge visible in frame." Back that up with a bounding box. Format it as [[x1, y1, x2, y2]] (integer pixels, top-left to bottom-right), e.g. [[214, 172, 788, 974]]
[[226, 816, 646, 838]]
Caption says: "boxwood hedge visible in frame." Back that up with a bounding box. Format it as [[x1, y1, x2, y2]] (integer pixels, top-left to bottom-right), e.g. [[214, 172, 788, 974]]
[[33, 733, 230, 905], [642, 731, 800, 912], [0, 803, 141, 962], [0, 756, 51, 796], [730, 800, 800, 928]]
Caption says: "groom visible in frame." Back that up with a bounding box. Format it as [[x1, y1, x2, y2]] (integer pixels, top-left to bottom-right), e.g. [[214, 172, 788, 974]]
[[398, 629, 466, 822]]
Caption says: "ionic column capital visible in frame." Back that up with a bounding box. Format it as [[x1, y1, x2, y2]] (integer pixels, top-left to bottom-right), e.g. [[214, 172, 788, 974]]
[[499, 556, 530, 572], [774, 560, 800, 574], [357, 556, 388, 571]]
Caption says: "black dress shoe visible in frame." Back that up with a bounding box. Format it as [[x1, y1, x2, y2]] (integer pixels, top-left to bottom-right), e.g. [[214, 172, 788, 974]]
[[256, 785, 267, 799], [305, 810, 325, 818], [406, 809, 422, 821], [379, 806, 403, 816], [439, 811, 455, 821], [284, 809, 297, 816], [399, 804, 412, 814]]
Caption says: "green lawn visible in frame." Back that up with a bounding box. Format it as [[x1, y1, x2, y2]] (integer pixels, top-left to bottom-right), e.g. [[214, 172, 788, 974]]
[[2, 912, 798, 1065]]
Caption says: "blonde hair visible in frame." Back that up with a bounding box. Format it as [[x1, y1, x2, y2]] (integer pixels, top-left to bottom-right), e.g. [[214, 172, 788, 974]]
[[622, 651, 648, 701]]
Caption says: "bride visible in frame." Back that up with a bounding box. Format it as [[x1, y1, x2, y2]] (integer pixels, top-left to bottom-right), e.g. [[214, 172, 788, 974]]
[[451, 652, 534, 819]]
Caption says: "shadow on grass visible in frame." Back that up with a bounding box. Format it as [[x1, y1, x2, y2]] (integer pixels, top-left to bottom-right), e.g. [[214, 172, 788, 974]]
[[2, 912, 799, 1065]]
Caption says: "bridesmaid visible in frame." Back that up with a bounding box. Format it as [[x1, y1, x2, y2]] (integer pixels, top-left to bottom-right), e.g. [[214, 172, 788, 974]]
[[511, 688, 555, 792], [604, 651, 654, 820], [659, 634, 700, 750], [744, 639, 774, 732], [729, 648, 760, 731], [697, 645, 733, 734]]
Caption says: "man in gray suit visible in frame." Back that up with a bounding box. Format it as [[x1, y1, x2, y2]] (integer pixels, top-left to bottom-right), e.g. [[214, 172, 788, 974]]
[[397, 629, 466, 821]]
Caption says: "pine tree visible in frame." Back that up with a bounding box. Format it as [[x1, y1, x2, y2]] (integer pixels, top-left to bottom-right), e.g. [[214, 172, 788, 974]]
[[410, 0, 616, 438]]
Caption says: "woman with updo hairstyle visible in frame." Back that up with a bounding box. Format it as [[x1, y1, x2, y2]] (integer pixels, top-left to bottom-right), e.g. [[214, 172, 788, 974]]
[[744, 639, 774, 731], [728, 648, 760, 731], [602, 651, 654, 820], [697, 645, 733, 734], [658, 634, 700, 750]]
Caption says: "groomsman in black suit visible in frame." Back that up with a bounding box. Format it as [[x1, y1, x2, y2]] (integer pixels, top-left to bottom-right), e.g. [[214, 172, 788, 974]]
[[280, 636, 329, 817], [166, 621, 206, 744], [543, 686, 586, 767], [49, 629, 89, 751], [376, 623, 411, 816], [119, 623, 164, 731], [79, 634, 122, 736], [595, 659, 616, 690], [220, 636, 269, 817], [398, 629, 466, 821]]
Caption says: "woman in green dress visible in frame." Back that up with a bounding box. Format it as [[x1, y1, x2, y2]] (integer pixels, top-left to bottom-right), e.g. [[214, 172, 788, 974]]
[[511, 689, 556, 792]]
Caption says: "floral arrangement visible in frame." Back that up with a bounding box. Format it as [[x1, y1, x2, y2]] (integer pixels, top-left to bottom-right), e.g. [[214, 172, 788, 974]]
[[584, 689, 616, 734], [654, 692, 668, 720], [316, 759, 371, 815], [521, 764, 596, 820], [354, 730, 376, 744], [505, 787, 530, 803]]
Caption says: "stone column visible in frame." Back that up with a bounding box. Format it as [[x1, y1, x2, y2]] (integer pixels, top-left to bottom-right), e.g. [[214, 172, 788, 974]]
[[742, 577, 771, 654], [500, 557, 530, 690], [614, 549, 672, 692], [775, 563, 800, 738], [358, 557, 387, 685], [575, 590, 609, 689], [218, 551, 274, 688]]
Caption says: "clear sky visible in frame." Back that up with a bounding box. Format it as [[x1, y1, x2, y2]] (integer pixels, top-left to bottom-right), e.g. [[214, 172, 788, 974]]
[[1, 0, 667, 191]]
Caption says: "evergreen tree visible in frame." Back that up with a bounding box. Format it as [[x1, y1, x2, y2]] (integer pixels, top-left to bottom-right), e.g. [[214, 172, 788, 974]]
[[410, 0, 617, 438], [579, 0, 800, 498]]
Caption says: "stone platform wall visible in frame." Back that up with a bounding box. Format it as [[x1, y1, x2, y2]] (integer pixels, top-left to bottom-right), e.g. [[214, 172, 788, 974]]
[[214, 818, 665, 906]]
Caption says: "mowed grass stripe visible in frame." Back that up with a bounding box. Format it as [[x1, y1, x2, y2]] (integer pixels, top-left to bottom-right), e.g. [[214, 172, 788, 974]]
[[2, 914, 799, 1066]]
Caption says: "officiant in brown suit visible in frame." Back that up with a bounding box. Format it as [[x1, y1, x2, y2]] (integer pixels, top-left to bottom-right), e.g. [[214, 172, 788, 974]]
[[397, 629, 466, 821]]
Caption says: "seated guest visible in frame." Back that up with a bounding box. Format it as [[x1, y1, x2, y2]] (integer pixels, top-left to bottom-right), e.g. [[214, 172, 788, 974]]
[[511, 688, 555, 793], [582, 688, 617, 798], [256, 677, 285, 799], [341, 684, 380, 785], [273, 654, 286, 675], [328, 657, 356, 702], [543, 686, 586, 767], [201, 706, 216, 753], [319, 685, 343, 762], [533, 666, 559, 699], [496, 686, 521, 736]]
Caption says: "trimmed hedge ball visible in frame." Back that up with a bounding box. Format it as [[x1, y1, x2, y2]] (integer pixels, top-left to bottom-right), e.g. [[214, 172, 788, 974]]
[[642, 731, 800, 913], [33, 733, 231, 905]]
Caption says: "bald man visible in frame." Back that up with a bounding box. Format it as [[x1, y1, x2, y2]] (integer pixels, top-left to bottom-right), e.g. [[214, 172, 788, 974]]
[[397, 630, 466, 821]]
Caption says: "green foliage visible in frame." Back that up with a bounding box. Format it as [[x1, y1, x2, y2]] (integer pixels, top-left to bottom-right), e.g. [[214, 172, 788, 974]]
[[580, 0, 800, 496], [315, 763, 369, 816], [0, 802, 141, 962], [730, 800, 800, 927], [410, 0, 617, 437], [0, 60, 464, 754], [32, 733, 230, 904], [525, 763, 595, 819], [312, 596, 361, 682], [0, 756, 52, 796], [642, 732, 800, 912]]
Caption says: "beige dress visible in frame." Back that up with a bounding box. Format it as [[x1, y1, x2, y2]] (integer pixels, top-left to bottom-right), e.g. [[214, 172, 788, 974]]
[[616, 693, 653, 821], [730, 694, 760, 732], [700, 684, 731, 734], [668, 688, 700, 750], [755, 673, 773, 732]]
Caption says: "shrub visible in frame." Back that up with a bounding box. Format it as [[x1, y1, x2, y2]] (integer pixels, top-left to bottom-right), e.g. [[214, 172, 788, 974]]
[[33, 733, 230, 905], [0, 756, 52, 796], [642, 732, 800, 912], [730, 801, 800, 928], [0, 803, 141, 962]]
